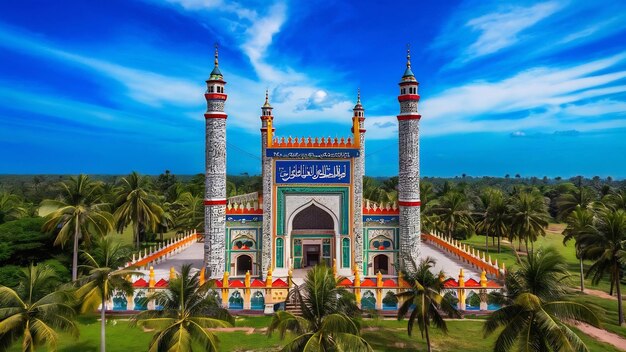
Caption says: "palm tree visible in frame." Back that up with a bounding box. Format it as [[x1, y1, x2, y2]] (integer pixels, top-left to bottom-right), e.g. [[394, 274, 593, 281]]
[[0, 191, 27, 224], [113, 171, 164, 249], [397, 257, 459, 352], [42, 174, 114, 280], [268, 265, 372, 351], [432, 191, 473, 239], [174, 192, 204, 231], [604, 189, 626, 211], [477, 189, 509, 254], [131, 264, 232, 352], [556, 180, 596, 220], [509, 191, 550, 253], [562, 206, 595, 293], [76, 237, 141, 352], [484, 247, 600, 351], [577, 207, 626, 325], [0, 263, 78, 351]]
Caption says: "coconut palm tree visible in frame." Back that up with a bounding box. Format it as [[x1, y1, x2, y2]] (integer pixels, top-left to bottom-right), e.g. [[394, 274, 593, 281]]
[[267, 265, 372, 352], [397, 257, 459, 352], [577, 207, 626, 325], [556, 180, 596, 220], [477, 189, 509, 254], [42, 174, 114, 280], [484, 247, 600, 351], [0, 191, 27, 224], [562, 206, 595, 293], [76, 237, 141, 352], [509, 191, 550, 253], [0, 263, 78, 351], [174, 192, 204, 231], [432, 191, 473, 239], [113, 171, 164, 249], [131, 264, 232, 352]]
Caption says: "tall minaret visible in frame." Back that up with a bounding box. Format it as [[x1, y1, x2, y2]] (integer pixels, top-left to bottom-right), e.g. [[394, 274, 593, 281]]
[[397, 46, 421, 271], [260, 90, 274, 277], [351, 90, 365, 274], [204, 44, 228, 278]]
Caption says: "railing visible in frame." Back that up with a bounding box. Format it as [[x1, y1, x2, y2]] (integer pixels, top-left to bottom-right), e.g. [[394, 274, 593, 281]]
[[421, 231, 505, 278], [126, 231, 201, 269]]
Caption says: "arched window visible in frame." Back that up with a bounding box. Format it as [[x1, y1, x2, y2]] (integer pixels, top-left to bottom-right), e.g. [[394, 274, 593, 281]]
[[342, 238, 350, 268], [374, 254, 389, 275], [361, 291, 376, 310], [236, 255, 252, 276], [276, 238, 284, 268]]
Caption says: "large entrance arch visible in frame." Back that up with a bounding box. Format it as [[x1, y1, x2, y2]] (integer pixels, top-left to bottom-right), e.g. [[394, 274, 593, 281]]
[[290, 203, 336, 269]]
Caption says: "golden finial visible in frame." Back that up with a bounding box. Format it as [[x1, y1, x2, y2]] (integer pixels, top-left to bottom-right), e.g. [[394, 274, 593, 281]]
[[214, 42, 219, 67], [357, 88, 361, 104], [406, 43, 411, 68], [265, 89, 269, 103]]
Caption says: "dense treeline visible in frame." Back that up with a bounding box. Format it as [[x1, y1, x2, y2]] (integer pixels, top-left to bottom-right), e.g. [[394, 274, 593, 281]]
[[0, 171, 625, 351]]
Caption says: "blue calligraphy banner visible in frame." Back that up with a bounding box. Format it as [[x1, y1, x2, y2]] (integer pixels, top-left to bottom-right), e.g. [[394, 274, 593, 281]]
[[275, 160, 351, 184], [266, 148, 359, 158]]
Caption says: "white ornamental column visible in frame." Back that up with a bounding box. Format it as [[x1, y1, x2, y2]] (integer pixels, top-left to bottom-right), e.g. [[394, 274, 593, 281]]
[[397, 47, 421, 272], [260, 91, 274, 278], [352, 90, 365, 274], [204, 45, 228, 278]]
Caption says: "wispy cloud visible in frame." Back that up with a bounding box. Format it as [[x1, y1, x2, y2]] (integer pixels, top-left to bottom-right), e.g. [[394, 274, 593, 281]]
[[462, 1, 561, 63], [434, 1, 562, 66]]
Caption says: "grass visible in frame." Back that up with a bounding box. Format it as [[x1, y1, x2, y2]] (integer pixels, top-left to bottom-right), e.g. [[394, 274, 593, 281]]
[[461, 223, 614, 294], [6, 316, 622, 352]]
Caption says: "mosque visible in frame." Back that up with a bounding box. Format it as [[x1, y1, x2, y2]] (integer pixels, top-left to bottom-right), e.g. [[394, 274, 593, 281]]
[[119, 47, 504, 313], [203, 46, 422, 280]]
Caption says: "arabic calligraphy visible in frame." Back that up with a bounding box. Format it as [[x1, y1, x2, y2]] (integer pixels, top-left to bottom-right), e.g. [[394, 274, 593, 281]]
[[266, 148, 359, 159], [275, 161, 351, 184]]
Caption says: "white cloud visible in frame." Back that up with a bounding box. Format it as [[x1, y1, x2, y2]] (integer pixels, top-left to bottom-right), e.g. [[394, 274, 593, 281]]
[[458, 1, 561, 63], [420, 52, 626, 135]]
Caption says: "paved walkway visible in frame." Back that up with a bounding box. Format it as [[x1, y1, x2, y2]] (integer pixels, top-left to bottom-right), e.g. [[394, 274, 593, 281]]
[[421, 242, 481, 279], [152, 242, 204, 279]]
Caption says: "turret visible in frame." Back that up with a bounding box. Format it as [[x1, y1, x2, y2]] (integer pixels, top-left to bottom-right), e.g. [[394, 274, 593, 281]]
[[352, 89, 366, 275]]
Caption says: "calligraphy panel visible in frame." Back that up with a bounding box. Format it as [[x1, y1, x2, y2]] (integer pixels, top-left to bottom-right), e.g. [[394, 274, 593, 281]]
[[275, 160, 351, 184]]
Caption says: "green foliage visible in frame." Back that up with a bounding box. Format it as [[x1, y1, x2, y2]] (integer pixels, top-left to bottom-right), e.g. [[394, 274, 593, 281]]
[[0, 217, 64, 267], [397, 257, 460, 352], [131, 264, 232, 352], [0, 263, 78, 352], [484, 247, 601, 352], [267, 264, 372, 351]]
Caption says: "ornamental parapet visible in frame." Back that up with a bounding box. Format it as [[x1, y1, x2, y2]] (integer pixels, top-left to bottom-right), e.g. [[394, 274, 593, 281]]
[[363, 199, 399, 214], [271, 136, 356, 148]]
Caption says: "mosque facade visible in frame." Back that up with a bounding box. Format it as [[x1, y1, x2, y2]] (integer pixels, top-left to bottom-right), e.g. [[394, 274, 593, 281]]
[[203, 47, 422, 279]]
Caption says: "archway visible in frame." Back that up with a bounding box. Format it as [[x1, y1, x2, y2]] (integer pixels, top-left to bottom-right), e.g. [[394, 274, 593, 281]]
[[373, 254, 389, 275], [290, 204, 336, 269], [236, 255, 252, 276], [292, 204, 334, 231]]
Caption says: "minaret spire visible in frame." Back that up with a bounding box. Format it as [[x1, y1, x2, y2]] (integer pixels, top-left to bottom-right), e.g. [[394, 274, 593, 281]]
[[204, 42, 228, 278], [397, 45, 421, 272], [214, 43, 219, 67]]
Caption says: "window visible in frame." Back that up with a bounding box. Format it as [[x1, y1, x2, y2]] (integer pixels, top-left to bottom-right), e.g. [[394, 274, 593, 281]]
[[276, 238, 284, 268], [208, 86, 214, 93], [236, 255, 252, 276], [342, 238, 350, 268]]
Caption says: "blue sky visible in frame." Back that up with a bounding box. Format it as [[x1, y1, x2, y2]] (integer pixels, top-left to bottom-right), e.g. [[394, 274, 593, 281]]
[[0, 0, 625, 178]]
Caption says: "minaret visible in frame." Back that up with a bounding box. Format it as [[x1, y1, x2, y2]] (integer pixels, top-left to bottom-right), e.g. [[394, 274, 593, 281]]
[[260, 90, 274, 277], [352, 89, 365, 274], [397, 46, 421, 271], [204, 44, 228, 278]]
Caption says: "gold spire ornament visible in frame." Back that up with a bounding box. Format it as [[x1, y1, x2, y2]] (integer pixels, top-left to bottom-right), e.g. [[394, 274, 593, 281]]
[[214, 43, 219, 67]]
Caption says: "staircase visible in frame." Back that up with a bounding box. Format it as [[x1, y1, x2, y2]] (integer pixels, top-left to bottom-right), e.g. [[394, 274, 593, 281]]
[[284, 285, 303, 316]]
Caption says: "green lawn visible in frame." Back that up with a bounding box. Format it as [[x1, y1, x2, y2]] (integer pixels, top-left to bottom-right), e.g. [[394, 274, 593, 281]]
[[7, 316, 622, 352], [461, 224, 614, 294]]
